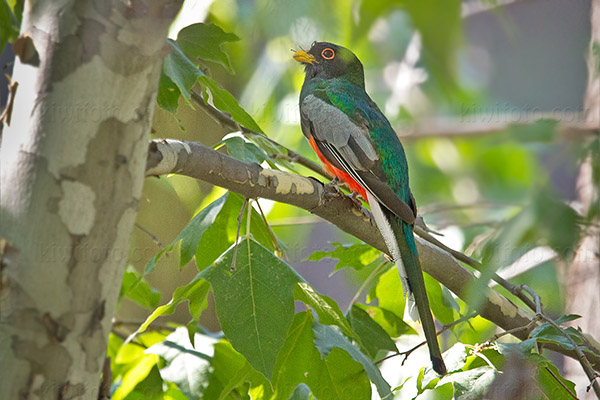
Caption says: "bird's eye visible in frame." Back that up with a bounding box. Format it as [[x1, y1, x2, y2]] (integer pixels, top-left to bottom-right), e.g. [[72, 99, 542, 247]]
[[321, 48, 335, 60]]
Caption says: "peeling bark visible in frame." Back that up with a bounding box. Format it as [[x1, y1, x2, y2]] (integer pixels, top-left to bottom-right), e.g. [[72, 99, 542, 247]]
[[0, 1, 181, 399]]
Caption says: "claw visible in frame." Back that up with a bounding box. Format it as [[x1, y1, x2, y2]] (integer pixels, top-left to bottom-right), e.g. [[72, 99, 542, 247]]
[[323, 177, 343, 199], [349, 191, 364, 210]]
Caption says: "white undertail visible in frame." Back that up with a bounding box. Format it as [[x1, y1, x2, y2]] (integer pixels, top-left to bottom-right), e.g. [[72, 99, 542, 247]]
[[367, 193, 418, 320]]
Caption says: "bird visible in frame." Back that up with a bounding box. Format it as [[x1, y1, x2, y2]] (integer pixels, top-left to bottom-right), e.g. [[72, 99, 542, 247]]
[[293, 41, 447, 375]]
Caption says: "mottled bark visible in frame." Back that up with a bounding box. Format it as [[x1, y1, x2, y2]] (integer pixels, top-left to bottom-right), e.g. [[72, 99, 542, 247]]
[[0, 1, 181, 399]]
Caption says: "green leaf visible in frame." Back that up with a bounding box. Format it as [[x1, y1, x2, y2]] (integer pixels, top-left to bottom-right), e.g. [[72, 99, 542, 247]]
[[272, 312, 318, 399], [200, 238, 302, 380], [144, 191, 227, 274], [112, 354, 158, 400], [288, 384, 314, 400], [374, 267, 407, 319], [346, 305, 397, 359], [156, 70, 181, 115], [531, 354, 577, 400], [195, 192, 275, 271], [120, 266, 161, 309], [554, 314, 581, 325], [273, 312, 371, 400], [198, 75, 263, 133], [314, 348, 372, 399], [0, 0, 20, 53], [354, 304, 416, 338], [177, 23, 239, 73], [146, 328, 213, 399], [437, 366, 497, 400], [307, 242, 379, 271], [163, 39, 203, 101], [124, 366, 164, 400], [178, 194, 228, 268], [131, 273, 210, 337], [529, 323, 591, 353], [441, 343, 469, 374], [424, 273, 455, 325], [312, 322, 393, 400], [203, 341, 271, 400], [293, 282, 358, 341], [223, 136, 270, 165], [496, 338, 536, 358]]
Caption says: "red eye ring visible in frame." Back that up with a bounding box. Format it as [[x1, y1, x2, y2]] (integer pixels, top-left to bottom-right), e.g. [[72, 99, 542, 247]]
[[321, 48, 335, 60]]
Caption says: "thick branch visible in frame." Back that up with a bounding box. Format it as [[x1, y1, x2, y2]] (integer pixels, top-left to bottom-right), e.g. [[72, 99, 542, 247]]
[[146, 138, 600, 370]]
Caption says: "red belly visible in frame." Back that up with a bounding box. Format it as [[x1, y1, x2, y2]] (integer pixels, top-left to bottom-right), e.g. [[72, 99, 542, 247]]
[[307, 135, 367, 200]]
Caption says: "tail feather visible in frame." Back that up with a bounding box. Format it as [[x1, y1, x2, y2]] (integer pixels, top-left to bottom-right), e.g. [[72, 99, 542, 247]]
[[367, 193, 447, 375]]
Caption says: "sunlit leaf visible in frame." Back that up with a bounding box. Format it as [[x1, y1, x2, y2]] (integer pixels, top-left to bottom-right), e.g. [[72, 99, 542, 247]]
[[198, 75, 263, 133], [146, 328, 214, 399], [424, 273, 456, 325], [177, 23, 239, 73], [307, 242, 379, 271], [112, 354, 158, 400], [374, 267, 407, 319], [223, 136, 270, 165]]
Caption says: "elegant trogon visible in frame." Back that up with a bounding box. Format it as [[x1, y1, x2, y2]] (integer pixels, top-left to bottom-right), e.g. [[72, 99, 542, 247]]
[[294, 42, 447, 375]]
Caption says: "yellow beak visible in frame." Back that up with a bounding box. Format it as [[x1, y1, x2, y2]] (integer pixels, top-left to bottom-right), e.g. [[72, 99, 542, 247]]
[[293, 49, 316, 64]]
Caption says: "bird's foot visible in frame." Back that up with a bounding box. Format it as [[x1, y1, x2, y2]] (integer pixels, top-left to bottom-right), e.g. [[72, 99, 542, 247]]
[[348, 191, 364, 210], [323, 177, 343, 199]]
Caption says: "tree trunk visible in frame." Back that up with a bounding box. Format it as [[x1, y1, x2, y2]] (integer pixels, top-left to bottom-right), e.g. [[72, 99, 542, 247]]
[[563, 0, 600, 398], [0, 1, 181, 399]]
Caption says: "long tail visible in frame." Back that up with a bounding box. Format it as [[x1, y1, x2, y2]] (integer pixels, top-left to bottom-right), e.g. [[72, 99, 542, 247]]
[[367, 194, 447, 375]]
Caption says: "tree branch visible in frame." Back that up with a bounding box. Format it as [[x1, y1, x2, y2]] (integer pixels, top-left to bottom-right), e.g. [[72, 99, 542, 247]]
[[145, 138, 600, 370]]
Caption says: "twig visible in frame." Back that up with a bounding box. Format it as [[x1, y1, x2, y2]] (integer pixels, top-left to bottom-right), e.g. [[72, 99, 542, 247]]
[[135, 223, 164, 249], [230, 198, 249, 272], [97, 357, 111, 400], [375, 312, 478, 365], [190, 89, 332, 180], [254, 199, 284, 257]]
